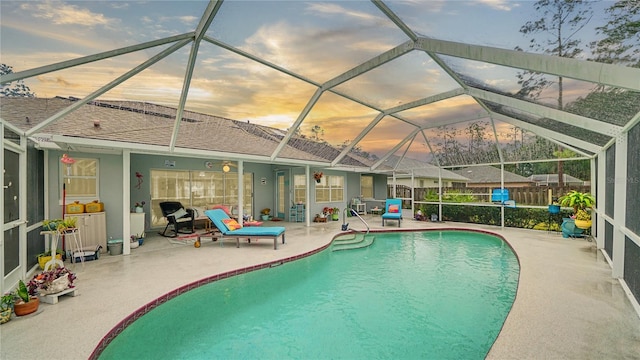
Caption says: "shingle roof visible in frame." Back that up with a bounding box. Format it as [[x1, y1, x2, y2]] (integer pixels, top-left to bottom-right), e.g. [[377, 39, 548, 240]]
[[529, 174, 584, 184], [0, 97, 376, 166], [452, 165, 532, 184], [383, 155, 469, 181]]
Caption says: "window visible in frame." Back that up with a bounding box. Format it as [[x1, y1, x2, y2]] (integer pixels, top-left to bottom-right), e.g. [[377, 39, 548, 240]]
[[361, 175, 373, 199], [294, 174, 306, 204], [316, 175, 344, 202], [61, 157, 98, 199], [150, 170, 253, 226]]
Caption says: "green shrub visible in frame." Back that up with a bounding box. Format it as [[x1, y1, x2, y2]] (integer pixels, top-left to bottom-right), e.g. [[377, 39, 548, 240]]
[[420, 204, 572, 231]]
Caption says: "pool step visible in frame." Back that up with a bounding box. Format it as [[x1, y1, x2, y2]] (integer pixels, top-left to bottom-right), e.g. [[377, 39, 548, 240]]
[[332, 234, 362, 245], [331, 234, 375, 251]]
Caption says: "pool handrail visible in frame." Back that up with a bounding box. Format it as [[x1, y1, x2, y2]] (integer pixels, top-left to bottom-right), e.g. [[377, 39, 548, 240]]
[[344, 208, 369, 235]]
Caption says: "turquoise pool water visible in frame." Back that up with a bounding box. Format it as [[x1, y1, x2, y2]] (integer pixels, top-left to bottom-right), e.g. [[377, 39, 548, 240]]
[[99, 230, 519, 359]]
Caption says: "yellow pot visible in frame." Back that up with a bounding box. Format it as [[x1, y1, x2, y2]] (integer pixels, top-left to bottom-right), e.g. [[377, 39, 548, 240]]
[[0, 308, 11, 324], [38, 254, 62, 269], [575, 219, 592, 229]]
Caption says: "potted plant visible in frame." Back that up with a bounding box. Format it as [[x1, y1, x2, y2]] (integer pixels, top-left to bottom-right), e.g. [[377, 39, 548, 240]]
[[332, 207, 340, 221], [28, 267, 76, 296], [261, 208, 271, 221], [1, 292, 14, 324], [43, 217, 77, 233], [314, 171, 323, 183], [134, 201, 145, 213], [37, 248, 65, 269], [558, 190, 595, 213], [42, 218, 62, 231], [130, 232, 145, 248], [559, 190, 595, 230], [13, 280, 39, 316], [136, 232, 145, 246], [574, 209, 592, 230], [130, 236, 140, 249]]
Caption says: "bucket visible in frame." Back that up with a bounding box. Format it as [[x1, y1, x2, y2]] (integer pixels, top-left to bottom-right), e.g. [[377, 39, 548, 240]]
[[107, 239, 123, 255]]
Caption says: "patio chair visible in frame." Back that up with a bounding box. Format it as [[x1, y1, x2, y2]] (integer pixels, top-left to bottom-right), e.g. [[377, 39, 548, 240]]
[[204, 209, 286, 250], [159, 201, 195, 237], [381, 198, 402, 227]]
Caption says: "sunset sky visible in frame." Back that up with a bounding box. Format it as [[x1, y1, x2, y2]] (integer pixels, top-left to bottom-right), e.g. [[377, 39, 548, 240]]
[[0, 0, 613, 162]]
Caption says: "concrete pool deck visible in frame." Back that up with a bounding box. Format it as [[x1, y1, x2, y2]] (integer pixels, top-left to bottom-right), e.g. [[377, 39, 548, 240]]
[[1, 217, 639, 359]]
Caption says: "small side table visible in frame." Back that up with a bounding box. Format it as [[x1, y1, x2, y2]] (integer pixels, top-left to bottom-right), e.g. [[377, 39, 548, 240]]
[[370, 207, 383, 216], [352, 203, 366, 215]]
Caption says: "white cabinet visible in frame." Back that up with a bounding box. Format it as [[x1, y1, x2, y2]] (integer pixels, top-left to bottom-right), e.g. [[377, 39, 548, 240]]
[[130, 212, 145, 238], [65, 212, 107, 253]]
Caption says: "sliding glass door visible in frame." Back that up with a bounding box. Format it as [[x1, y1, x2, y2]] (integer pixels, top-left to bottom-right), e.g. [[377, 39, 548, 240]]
[[149, 169, 253, 226]]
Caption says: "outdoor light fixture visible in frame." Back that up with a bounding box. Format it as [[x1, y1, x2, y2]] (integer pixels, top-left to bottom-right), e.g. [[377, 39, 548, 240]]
[[216, 161, 236, 173]]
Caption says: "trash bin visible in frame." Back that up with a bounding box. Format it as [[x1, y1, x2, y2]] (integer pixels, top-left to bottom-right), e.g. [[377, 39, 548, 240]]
[[107, 239, 123, 255]]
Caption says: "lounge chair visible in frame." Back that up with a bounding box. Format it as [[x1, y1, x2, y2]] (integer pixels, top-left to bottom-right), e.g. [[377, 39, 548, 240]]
[[204, 209, 286, 250], [159, 201, 195, 237], [381, 198, 402, 227]]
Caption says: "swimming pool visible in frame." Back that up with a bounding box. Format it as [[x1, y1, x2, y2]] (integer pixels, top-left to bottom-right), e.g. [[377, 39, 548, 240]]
[[97, 230, 519, 359]]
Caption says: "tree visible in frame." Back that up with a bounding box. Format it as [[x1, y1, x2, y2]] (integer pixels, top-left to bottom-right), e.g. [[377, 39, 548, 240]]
[[310, 125, 324, 141], [590, 0, 640, 68], [516, 0, 593, 186], [0, 64, 36, 98]]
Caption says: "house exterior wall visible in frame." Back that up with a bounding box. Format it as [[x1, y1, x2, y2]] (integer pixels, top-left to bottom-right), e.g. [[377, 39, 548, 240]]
[[372, 174, 388, 200], [309, 168, 349, 217], [130, 154, 275, 222], [290, 169, 387, 217], [345, 172, 361, 211], [48, 150, 387, 237], [47, 152, 281, 242], [47, 150, 124, 242]]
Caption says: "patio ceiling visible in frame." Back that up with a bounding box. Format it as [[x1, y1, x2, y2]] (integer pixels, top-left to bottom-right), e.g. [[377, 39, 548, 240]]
[[1, 0, 639, 172]]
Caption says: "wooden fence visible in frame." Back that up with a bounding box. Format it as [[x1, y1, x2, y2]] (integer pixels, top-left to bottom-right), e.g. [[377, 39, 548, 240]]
[[389, 185, 591, 206]]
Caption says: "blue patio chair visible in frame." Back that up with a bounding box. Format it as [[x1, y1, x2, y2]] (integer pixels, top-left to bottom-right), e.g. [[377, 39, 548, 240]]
[[381, 198, 402, 227], [204, 209, 286, 250]]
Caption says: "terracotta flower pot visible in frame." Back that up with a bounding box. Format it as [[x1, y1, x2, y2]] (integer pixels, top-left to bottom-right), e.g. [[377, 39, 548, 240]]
[[14, 297, 39, 316]]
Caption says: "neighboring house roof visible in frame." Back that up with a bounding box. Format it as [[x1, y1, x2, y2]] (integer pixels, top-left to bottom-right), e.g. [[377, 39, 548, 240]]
[[383, 155, 470, 182], [529, 174, 584, 185], [452, 165, 532, 184], [0, 97, 377, 168]]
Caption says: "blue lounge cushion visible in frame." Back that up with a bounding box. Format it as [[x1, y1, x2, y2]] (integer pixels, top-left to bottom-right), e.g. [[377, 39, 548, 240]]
[[204, 209, 285, 249], [227, 226, 285, 237]]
